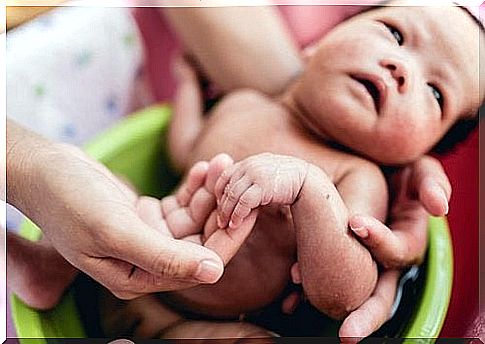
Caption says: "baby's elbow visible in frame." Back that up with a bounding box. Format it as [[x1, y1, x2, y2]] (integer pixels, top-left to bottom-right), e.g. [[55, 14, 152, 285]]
[[303, 263, 378, 320]]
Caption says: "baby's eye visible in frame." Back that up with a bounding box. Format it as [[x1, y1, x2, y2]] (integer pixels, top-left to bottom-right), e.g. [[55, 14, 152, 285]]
[[428, 83, 444, 110], [384, 23, 404, 45]]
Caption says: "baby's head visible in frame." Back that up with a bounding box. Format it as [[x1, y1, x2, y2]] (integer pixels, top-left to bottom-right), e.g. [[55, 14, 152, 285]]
[[291, 2, 484, 164]]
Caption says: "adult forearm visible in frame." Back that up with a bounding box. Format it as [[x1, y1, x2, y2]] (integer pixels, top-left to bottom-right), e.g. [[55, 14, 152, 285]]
[[6, 119, 46, 211], [161, 6, 303, 95]]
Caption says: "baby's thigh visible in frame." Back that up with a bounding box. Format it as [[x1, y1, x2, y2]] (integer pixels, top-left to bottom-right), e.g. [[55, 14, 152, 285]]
[[99, 289, 182, 338], [161, 320, 277, 342]]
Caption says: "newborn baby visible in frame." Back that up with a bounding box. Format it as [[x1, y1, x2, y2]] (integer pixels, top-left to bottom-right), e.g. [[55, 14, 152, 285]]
[[158, 2, 482, 321]]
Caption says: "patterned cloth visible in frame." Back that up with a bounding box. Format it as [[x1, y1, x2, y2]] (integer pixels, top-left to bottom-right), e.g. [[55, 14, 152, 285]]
[[7, 6, 150, 146], [6, 6, 152, 230]]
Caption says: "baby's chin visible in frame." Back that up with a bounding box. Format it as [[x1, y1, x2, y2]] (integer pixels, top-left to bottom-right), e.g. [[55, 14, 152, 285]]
[[360, 148, 424, 166]]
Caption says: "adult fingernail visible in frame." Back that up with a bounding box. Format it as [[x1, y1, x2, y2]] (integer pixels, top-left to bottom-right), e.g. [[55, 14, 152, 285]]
[[349, 214, 366, 230], [217, 214, 225, 228], [351, 226, 369, 239], [195, 259, 222, 283], [429, 181, 449, 215]]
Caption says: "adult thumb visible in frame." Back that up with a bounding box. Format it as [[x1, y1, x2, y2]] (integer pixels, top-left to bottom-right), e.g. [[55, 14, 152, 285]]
[[110, 217, 224, 284]]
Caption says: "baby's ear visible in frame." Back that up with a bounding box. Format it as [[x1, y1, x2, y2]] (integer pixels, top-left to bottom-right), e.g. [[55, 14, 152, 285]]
[[302, 43, 318, 63]]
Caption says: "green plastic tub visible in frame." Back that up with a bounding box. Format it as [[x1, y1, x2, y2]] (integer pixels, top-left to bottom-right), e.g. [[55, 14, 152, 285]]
[[11, 105, 453, 343]]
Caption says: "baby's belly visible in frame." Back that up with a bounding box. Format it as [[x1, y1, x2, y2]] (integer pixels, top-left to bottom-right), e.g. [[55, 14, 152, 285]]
[[163, 208, 296, 318]]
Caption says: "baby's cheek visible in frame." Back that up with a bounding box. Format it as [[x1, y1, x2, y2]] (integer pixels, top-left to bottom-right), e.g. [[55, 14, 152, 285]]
[[374, 122, 428, 164]]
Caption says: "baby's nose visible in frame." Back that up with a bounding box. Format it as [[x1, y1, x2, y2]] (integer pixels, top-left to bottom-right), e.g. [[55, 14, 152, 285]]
[[380, 58, 410, 93]]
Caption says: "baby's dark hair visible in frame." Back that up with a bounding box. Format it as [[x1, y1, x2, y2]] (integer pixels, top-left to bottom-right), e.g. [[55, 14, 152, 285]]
[[432, 110, 481, 154]]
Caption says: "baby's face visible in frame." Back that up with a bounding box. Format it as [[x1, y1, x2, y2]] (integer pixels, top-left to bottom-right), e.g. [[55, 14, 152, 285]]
[[293, 4, 483, 164]]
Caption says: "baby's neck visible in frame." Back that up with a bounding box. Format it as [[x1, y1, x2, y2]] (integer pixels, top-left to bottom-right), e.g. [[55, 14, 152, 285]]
[[278, 85, 333, 144]]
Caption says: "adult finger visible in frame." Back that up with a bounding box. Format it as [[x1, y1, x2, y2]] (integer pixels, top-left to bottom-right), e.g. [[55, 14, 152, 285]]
[[204, 210, 258, 265], [104, 218, 224, 286], [83, 255, 197, 298], [136, 196, 172, 237], [350, 213, 427, 269], [176, 161, 209, 207], [412, 156, 451, 216], [166, 188, 214, 239], [339, 270, 400, 344]]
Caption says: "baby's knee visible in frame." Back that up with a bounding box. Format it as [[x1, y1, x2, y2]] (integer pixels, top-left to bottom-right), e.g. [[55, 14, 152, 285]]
[[303, 266, 378, 320]]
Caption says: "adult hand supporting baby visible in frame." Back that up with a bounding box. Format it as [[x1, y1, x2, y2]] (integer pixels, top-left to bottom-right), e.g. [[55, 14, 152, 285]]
[[6, 119, 224, 299], [340, 156, 451, 341], [349, 156, 451, 269]]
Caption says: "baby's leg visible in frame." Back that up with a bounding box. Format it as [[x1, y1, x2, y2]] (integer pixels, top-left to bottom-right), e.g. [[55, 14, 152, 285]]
[[339, 269, 400, 343], [100, 289, 183, 338], [100, 285, 276, 341], [7, 231, 78, 310], [168, 56, 205, 171], [161, 320, 276, 342]]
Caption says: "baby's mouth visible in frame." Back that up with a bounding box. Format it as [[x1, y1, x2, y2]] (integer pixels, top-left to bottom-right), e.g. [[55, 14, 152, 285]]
[[352, 76, 381, 113]]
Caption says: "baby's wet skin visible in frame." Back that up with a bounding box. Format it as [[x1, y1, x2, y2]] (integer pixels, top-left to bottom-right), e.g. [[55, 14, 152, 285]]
[[166, 207, 297, 318]]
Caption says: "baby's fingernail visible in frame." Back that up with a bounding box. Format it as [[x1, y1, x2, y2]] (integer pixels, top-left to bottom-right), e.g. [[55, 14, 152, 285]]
[[350, 226, 369, 239], [195, 259, 223, 283]]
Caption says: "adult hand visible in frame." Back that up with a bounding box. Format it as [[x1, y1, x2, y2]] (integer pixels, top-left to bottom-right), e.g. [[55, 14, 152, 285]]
[[6, 119, 224, 299], [349, 155, 451, 269], [340, 155, 451, 341]]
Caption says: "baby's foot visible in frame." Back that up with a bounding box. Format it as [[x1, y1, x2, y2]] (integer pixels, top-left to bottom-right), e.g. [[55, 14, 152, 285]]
[[7, 232, 78, 310]]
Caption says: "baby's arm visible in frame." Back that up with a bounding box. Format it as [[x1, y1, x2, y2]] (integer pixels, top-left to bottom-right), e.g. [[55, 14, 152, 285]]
[[214, 153, 384, 319], [291, 161, 388, 319]]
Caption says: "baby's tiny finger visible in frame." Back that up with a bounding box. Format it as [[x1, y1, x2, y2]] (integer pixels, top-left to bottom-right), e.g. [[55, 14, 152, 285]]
[[205, 153, 234, 192], [214, 166, 236, 202], [229, 185, 263, 229]]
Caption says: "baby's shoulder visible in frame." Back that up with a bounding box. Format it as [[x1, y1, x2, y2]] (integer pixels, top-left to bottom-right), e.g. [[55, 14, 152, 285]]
[[330, 151, 385, 185]]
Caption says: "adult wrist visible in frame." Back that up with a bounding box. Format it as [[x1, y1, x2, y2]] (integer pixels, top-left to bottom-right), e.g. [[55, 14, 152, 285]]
[[6, 119, 52, 213]]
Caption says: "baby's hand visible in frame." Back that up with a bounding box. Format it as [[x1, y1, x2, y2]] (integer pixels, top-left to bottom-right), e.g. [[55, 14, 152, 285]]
[[140, 153, 258, 266], [214, 153, 309, 229]]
